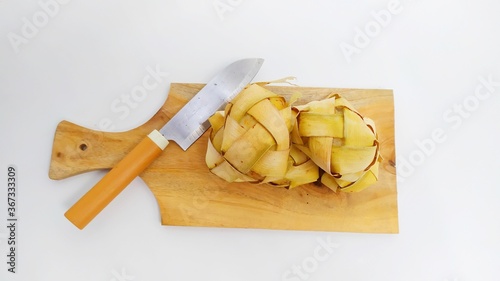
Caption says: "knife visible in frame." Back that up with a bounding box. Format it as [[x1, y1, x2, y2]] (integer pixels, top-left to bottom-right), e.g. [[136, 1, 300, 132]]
[[65, 58, 264, 229]]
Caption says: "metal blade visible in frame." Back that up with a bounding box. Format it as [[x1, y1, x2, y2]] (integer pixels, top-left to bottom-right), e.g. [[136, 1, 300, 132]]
[[159, 58, 264, 150]]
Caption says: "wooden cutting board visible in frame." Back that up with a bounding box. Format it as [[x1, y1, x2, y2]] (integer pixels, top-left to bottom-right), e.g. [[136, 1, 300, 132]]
[[49, 83, 398, 233]]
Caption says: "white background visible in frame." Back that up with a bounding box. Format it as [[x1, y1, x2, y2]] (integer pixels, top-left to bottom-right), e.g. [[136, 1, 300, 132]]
[[1, 0, 500, 280]]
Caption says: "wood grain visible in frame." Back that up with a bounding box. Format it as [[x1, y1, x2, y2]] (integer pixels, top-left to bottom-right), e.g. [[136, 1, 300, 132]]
[[49, 83, 398, 233]]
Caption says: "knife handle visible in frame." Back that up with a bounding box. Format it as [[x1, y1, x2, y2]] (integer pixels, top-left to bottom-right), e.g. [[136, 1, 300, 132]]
[[64, 130, 169, 229]]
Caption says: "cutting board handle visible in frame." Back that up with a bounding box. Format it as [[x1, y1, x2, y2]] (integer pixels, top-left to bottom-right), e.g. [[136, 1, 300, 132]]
[[48, 83, 205, 180], [48, 120, 153, 180]]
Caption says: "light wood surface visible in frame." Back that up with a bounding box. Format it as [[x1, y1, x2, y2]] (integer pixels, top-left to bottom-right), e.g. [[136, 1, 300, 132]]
[[49, 83, 398, 233]]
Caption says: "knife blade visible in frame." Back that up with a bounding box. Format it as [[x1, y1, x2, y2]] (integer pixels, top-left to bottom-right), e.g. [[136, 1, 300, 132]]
[[65, 58, 264, 229]]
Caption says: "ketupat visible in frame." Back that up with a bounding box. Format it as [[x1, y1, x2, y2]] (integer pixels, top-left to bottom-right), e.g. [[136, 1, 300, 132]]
[[205, 83, 381, 192], [205, 83, 319, 188], [292, 94, 381, 192]]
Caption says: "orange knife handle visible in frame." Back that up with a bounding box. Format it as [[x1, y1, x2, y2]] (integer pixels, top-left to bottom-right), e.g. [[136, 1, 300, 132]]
[[64, 130, 169, 229]]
